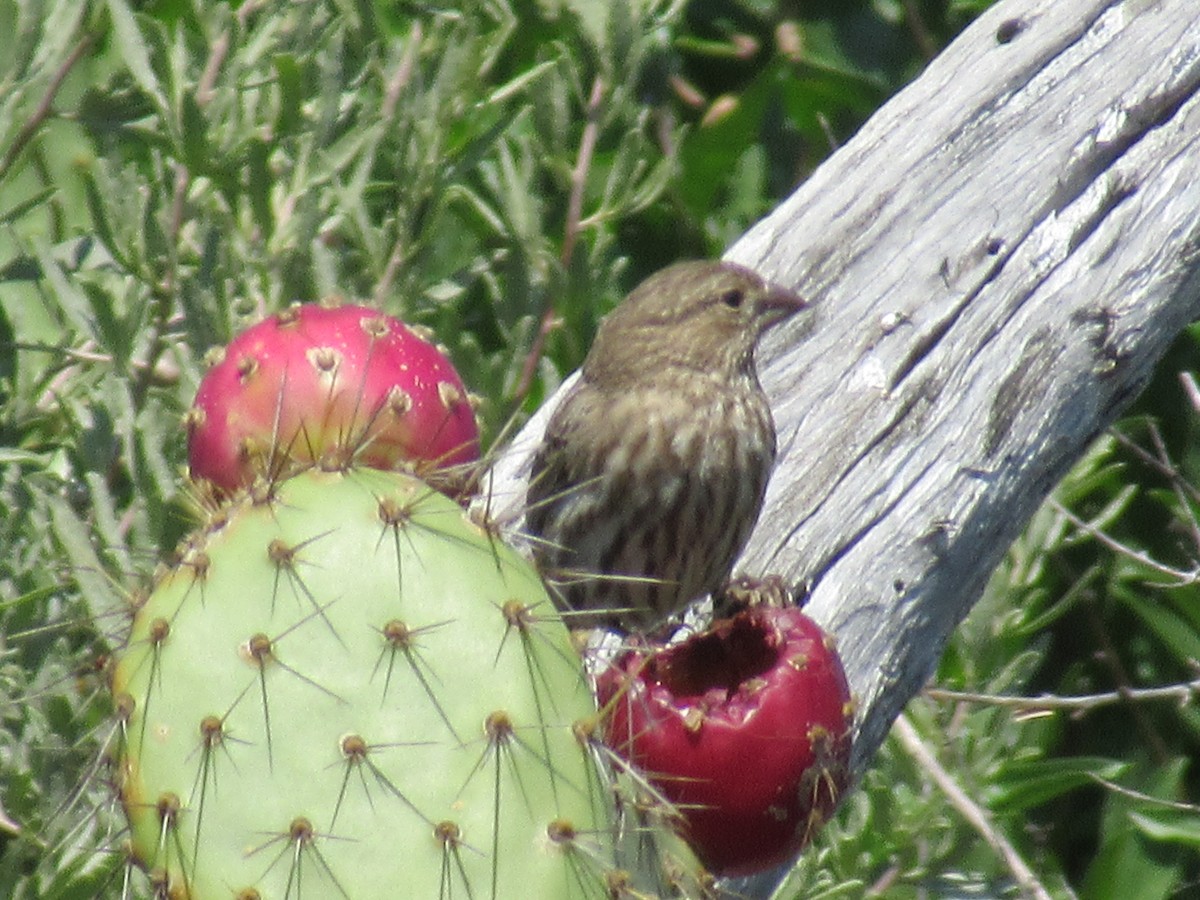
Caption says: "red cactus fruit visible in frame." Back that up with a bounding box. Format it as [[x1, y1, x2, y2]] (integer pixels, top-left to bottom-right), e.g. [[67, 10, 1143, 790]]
[[596, 605, 853, 877], [186, 303, 479, 495]]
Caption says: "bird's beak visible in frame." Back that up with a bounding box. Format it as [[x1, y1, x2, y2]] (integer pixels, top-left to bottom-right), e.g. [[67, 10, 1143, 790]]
[[758, 283, 808, 330]]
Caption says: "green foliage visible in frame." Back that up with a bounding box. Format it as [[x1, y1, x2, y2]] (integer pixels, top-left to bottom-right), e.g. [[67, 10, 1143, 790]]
[[11, 0, 1200, 898]]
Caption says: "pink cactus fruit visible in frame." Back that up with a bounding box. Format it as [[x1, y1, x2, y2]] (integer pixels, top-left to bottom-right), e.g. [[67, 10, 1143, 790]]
[[186, 302, 479, 495]]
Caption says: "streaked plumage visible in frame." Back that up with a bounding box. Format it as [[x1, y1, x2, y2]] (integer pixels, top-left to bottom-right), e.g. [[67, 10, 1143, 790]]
[[526, 260, 805, 631]]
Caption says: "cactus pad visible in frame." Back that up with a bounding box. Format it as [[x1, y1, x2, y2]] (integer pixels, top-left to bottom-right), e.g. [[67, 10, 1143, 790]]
[[112, 469, 611, 898]]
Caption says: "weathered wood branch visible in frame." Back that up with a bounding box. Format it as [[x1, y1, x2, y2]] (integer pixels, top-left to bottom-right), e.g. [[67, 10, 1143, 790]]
[[488, 0, 1200, 884], [726, 0, 1200, 771]]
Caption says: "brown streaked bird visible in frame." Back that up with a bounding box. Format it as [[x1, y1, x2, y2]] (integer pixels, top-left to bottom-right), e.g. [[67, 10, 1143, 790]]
[[526, 260, 806, 632]]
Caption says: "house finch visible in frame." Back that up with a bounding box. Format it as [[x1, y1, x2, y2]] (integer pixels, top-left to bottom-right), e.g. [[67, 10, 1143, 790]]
[[526, 260, 806, 632]]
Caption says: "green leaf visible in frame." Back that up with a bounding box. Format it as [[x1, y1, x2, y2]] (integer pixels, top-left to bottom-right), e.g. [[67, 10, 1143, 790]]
[[0, 584, 62, 618], [35, 244, 95, 339], [179, 91, 212, 175], [0, 300, 14, 389], [80, 282, 132, 369], [0, 448, 51, 466], [1119, 592, 1200, 666], [1130, 810, 1200, 847], [1083, 759, 1189, 900], [1013, 565, 1099, 635], [105, 0, 167, 113], [79, 164, 134, 272], [485, 58, 559, 106], [563, 0, 609, 55], [986, 756, 1129, 813], [0, 187, 56, 225], [46, 493, 124, 625], [272, 53, 303, 136]]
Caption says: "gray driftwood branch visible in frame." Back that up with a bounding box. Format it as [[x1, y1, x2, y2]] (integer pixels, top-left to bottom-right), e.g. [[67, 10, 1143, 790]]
[[487, 0, 1200, 859], [727, 0, 1200, 770]]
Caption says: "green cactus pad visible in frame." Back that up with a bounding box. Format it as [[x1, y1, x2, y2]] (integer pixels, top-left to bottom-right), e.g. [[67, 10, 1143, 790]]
[[112, 468, 614, 898]]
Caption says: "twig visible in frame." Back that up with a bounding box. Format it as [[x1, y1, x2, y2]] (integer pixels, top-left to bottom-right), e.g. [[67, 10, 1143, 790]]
[[1087, 774, 1200, 813], [0, 32, 96, 182], [0, 797, 19, 837], [1049, 498, 1200, 585], [893, 714, 1056, 900], [925, 677, 1200, 712], [132, 161, 189, 406], [380, 22, 420, 125], [864, 862, 902, 897], [560, 77, 604, 270], [1108, 419, 1200, 514], [373, 22, 424, 306], [197, 0, 267, 106], [1145, 420, 1200, 549], [510, 76, 605, 408], [1085, 601, 1173, 765], [1180, 370, 1200, 417], [815, 112, 839, 154], [30, 338, 177, 413], [196, 31, 229, 107], [902, 0, 939, 60]]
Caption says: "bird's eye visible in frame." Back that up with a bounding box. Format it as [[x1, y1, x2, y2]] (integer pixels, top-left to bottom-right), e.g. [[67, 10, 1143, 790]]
[[720, 289, 744, 309]]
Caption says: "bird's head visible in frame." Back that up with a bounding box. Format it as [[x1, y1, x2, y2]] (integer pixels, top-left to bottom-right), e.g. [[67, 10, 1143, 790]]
[[584, 260, 807, 385]]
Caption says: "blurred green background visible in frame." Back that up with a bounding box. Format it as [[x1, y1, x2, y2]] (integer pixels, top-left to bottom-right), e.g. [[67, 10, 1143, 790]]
[[1, 1, 1197, 897]]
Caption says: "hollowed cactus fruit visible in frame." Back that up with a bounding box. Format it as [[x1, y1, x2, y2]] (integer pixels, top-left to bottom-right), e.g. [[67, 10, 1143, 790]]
[[111, 468, 613, 898]]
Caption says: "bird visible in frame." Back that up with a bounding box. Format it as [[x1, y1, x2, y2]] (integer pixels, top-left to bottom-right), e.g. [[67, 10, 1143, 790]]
[[525, 260, 807, 632]]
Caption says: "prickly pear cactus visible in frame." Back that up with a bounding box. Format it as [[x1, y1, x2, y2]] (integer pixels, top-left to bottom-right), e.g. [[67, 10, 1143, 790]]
[[111, 468, 612, 898]]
